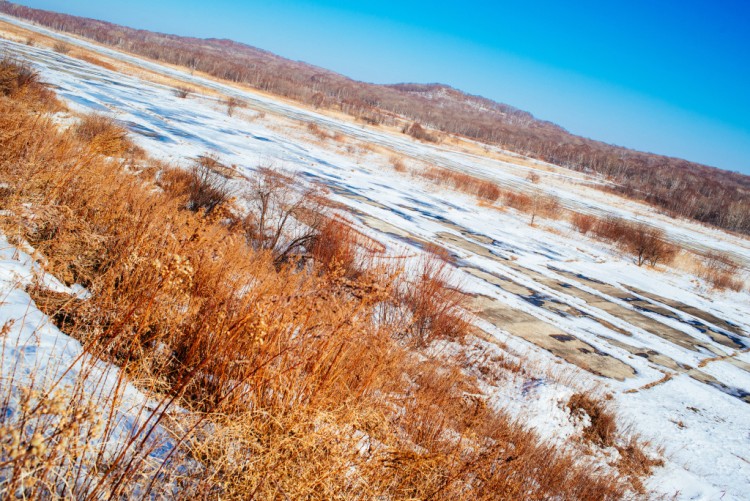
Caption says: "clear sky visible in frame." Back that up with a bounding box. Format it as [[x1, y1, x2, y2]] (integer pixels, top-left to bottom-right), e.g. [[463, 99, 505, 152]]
[[15, 0, 750, 174]]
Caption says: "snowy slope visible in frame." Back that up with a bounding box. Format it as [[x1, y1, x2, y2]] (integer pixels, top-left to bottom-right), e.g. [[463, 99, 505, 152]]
[[1, 27, 749, 499]]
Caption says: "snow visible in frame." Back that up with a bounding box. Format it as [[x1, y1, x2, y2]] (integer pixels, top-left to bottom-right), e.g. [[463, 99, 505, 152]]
[[0, 232, 175, 490], [0, 24, 749, 499]]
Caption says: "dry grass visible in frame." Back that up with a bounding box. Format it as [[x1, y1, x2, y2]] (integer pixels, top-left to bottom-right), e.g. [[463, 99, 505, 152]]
[[390, 155, 407, 172], [403, 121, 438, 142], [420, 165, 501, 202], [173, 85, 192, 98], [77, 53, 117, 71], [567, 392, 617, 447], [52, 40, 70, 54], [0, 65, 639, 498], [74, 113, 140, 158], [307, 121, 327, 139], [0, 57, 59, 110]]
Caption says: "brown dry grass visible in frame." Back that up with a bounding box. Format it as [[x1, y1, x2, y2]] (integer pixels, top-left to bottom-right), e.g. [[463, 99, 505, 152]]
[[568, 392, 617, 447], [74, 113, 141, 157], [390, 154, 407, 172], [77, 53, 117, 71], [419, 165, 501, 202], [0, 63, 638, 498]]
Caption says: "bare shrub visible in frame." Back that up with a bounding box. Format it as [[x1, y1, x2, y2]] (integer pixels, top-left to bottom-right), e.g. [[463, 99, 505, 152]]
[[307, 216, 386, 278], [701, 252, 744, 291], [626, 223, 676, 267], [239, 168, 327, 265], [503, 190, 532, 211], [307, 122, 329, 140], [225, 96, 244, 116], [585, 216, 677, 266], [173, 85, 191, 98], [529, 191, 560, 225], [185, 154, 233, 214], [403, 122, 436, 142], [52, 40, 71, 54], [571, 212, 596, 234], [591, 216, 631, 243], [397, 251, 469, 347], [390, 155, 407, 173], [421, 166, 500, 202]]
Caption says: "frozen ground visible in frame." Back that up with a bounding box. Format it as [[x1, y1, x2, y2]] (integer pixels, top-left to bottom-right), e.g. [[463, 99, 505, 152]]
[[1, 22, 749, 499]]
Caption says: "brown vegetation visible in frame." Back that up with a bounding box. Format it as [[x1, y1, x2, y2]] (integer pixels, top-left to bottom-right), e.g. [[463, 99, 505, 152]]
[[173, 85, 191, 98], [0, 49, 641, 499], [225, 95, 244, 116], [403, 121, 437, 142], [572, 212, 597, 234], [698, 252, 745, 291], [51, 39, 70, 54], [74, 113, 139, 157], [420, 165, 501, 202], [77, 53, 116, 71], [568, 392, 617, 447], [572, 213, 678, 267]]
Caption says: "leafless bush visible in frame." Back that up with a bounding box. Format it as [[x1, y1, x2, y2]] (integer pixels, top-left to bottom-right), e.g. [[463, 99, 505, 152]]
[[239, 168, 328, 265], [397, 251, 469, 347], [403, 122, 437, 142], [173, 85, 191, 98], [421, 166, 500, 202], [701, 252, 744, 291], [529, 191, 560, 225], [307, 122, 329, 140], [583, 216, 677, 266], [183, 154, 233, 214], [626, 223, 676, 266], [571, 212, 596, 234], [390, 155, 407, 172], [503, 190, 532, 211], [225, 96, 244, 116], [52, 40, 71, 54], [592, 217, 632, 243]]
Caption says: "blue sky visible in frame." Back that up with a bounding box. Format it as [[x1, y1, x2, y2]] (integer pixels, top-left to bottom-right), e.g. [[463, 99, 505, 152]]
[[16, 0, 750, 173]]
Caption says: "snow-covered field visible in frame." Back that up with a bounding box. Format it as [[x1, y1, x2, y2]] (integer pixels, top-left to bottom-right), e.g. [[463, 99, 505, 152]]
[[1, 20, 749, 499]]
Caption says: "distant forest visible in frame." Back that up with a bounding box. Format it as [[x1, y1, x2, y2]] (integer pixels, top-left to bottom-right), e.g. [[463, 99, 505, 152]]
[[2, 0, 748, 234]]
